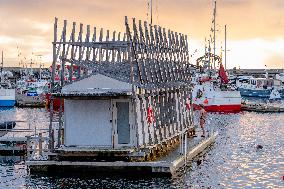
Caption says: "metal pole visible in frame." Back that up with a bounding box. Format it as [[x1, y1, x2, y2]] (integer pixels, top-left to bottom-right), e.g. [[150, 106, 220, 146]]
[[1, 51, 3, 83], [150, 0, 153, 25], [58, 99, 63, 147], [185, 133, 187, 162], [225, 25, 227, 70], [51, 18, 57, 94], [213, 0, 216, 70], [49, 17, 58, 150], [39, 133, 43, 156]]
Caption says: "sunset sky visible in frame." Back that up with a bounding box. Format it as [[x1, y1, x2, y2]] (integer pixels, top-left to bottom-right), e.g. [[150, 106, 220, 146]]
[[0, 0, 284, 69]]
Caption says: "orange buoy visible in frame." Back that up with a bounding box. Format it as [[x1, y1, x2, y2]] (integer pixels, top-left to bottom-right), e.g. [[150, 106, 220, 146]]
[[203, 98, 209, 105]]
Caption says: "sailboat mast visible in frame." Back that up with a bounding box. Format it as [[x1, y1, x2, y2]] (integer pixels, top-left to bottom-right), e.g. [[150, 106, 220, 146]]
[[1, 51, 3, 73], [150, 0, 153, 25], [225, 24, 227, 70], [0, 51, 3, 83], [213, 0, 216, 70]]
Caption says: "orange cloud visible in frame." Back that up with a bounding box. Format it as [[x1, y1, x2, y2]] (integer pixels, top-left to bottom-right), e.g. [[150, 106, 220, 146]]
[[0, 0, 284, 69]]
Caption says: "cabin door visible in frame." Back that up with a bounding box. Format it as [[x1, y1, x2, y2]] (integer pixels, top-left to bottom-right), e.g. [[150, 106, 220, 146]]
[[112, 100, 131, 147]]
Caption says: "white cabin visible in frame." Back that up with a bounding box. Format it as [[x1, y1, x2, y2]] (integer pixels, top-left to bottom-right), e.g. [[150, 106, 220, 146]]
[[61, 74, 136, 149]]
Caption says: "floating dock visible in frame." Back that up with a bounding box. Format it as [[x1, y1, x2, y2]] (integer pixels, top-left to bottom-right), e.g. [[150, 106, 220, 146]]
[[27, 132, 217, 176], [0, 121, 51, 155], [25, 17, 218, 177], [0, 137, 27, 155], [241, 103, 284, 113]]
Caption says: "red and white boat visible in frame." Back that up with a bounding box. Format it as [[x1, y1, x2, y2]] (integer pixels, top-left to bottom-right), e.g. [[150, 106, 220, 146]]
[[192, 63, 242, 112], [191, 0, 241, 112]]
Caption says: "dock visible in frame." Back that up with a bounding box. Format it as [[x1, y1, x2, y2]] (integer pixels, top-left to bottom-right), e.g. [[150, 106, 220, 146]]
[[27, 132, 217, 176], [241, 103, 284, 113], [0, 137, 27, 155], [0, 121, 53, 155]]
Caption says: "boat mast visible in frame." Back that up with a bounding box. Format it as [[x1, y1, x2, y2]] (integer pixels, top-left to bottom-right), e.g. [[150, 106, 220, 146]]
[[150, 0, 153, 25], [213, 0, 216, 70], [0, 51, 3, 83], [224, 24, 227, 70]]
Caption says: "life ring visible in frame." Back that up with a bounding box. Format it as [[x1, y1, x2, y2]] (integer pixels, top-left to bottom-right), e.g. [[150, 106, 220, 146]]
[[147, 106, 154, 124]]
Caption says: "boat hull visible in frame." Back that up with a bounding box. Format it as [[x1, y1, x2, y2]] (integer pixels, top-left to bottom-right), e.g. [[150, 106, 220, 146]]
[[238, 88, 284, 98], [238, 88, 272, 98], [0, 89, 16, 107], [0, 100, 16, 107], [193, 104, 241, 112], [193, 83, 242, 113]]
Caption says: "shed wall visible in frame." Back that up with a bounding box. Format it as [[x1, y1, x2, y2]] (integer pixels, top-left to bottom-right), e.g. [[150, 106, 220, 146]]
[[64, 99, 112, 147]]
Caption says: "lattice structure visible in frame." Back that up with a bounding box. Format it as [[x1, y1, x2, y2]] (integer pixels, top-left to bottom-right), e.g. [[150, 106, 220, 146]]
[[125, 17, 191, 88], [51, 17, 191, 89], [50, 17, 194, 152]]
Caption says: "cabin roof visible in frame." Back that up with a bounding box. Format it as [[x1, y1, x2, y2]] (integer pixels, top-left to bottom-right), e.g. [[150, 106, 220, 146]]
[[60, 74, 132, 96]]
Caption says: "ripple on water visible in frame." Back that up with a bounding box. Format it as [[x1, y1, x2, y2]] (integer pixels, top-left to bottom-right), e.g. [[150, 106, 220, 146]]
[[0, 108, 283, 188]]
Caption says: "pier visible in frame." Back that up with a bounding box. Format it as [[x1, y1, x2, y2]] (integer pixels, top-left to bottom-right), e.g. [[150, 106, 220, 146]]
[[241, 103, 284, 113], [0, 137, 27, 155], [0, 121, 55, 156]]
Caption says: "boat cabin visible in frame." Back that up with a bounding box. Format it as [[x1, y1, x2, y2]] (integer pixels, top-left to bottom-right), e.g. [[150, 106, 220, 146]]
[[60, 74, 136, 149], [248, 78, 282, 89]]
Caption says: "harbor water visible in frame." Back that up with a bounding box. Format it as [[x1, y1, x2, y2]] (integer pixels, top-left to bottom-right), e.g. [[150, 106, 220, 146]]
[[0, 106, 283, 188]]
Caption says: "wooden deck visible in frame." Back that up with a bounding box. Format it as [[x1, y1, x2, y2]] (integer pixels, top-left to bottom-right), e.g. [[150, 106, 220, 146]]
[[0, 137, 27, 155], [26, 132, 217, 176]]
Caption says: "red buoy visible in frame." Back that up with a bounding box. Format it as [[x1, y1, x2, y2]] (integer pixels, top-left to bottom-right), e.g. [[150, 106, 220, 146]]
[[203, 98, 209, 105], [186, 101, 191, 110], [147, 107, 154, 124]]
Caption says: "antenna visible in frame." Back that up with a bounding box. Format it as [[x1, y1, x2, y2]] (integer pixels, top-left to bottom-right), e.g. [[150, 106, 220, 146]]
[[224, 24, 227, 70], [213, 0, 216, 70]]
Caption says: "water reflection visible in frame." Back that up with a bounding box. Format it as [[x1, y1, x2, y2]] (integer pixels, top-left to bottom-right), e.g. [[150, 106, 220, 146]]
[[0, 107, 283, 188]]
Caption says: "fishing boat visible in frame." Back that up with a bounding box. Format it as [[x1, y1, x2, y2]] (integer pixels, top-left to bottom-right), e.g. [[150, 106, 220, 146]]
[[275, 72, 284, 84], [192, 63, 242, 112], [192, 2, 241, 112], [0, 51, 16, 107], [237, 76, 284, 98], [0, 85, 16, 107], [15, 61, 50, 107]]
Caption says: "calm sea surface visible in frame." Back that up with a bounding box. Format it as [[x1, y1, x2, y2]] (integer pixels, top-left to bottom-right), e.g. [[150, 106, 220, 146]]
[[0, 105, 283, 188]]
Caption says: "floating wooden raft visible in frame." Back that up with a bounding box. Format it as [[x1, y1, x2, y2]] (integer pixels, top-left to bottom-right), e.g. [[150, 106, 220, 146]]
[[27, 132, 217, 176], [0, 137, 27, 155], [241, 103, 284, 113]]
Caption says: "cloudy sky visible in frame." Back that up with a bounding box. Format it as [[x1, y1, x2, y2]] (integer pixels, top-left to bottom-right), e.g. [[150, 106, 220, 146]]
[[0, 0, 284, 69]]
